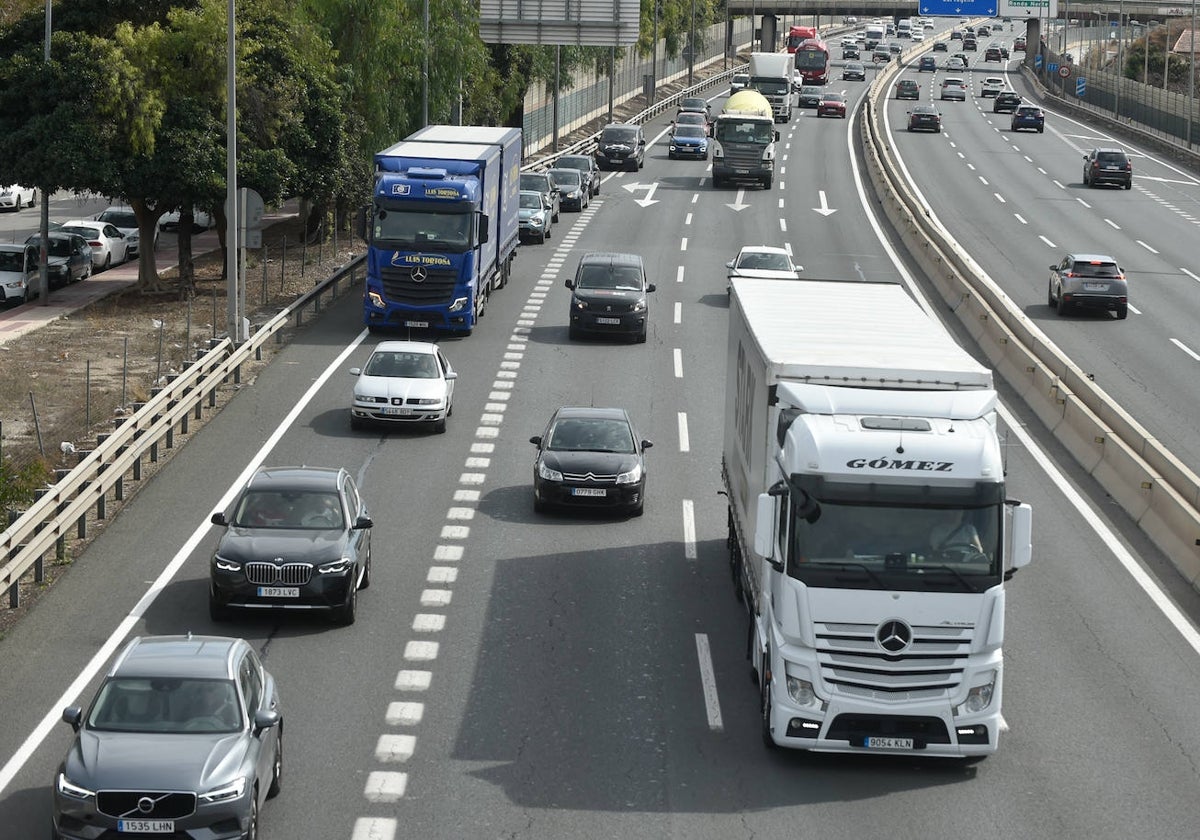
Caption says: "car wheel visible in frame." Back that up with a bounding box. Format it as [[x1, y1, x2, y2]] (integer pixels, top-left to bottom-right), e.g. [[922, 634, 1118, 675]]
[[533, 494, 547, 514], [246, 792, 259, 840], [1124, 180, 1132, 190], [359, 543, 372, 590], [1056, 290, 1071, 316], [537, 230, 546, 244], [636, 327, 647, 344], [1116, 303, 1129, 319], [209, 590, 230, 622], [433, 416, 447, 434], [334, 581, 357, 625], [629, 499, 644, 517], [14, 196, 21, 211], [1038, 126, 1044, 133], [568, 324, 580, 341], [350, 413, 364, 431], [102, 253, 111, 271], [1047, 281, 1056, 308], [266, 726, 283, 798], [552, 210, 560, 223]]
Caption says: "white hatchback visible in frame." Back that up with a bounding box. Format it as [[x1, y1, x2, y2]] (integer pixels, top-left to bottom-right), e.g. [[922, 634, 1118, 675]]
[[58, 220, 130, 270], [726, 245, 804, 291], [349, 340, 457, 433]]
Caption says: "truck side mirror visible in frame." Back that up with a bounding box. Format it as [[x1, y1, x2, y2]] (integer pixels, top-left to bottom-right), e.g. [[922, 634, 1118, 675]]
[[774, 131, 780, 141], [1008, 502, 1033, 571], [478, 214, 490, 244], [753, 493, 784, 571]]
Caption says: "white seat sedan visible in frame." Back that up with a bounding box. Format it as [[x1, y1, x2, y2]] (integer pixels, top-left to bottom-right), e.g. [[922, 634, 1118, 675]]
[[58, 220, 130, 270], [726, 245, 804, 291], [349, 340, 457, 433]]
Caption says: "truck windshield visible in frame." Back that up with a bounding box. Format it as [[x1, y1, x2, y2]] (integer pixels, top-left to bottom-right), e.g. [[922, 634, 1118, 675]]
[[752, 80, 789, 96], [714, 120, 773, 144], [787, 499, 1003, 592], [373, 208, 471, 252]]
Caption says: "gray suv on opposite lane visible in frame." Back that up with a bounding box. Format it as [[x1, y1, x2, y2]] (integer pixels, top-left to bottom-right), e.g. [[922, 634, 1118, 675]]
[[53, 635, 283, 840]]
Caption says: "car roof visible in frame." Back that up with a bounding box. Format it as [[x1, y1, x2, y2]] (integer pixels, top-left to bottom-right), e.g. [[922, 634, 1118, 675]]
[[0, 243, 31, 252], [1065, 253, 1119, 263], [913, 104, 939, 112], [370, 340, 439, 355], [553, 406, 631, 422], [61, 219, 105, 230], [558, 154, 592, 164], [578, 251, 644, 268], [739, 245, 789, 256], [245, 465, 344, 493], [109, 635, 247, 680]]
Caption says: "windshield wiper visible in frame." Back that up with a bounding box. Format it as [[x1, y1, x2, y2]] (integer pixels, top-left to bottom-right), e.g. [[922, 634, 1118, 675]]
[[805, 561, 887, 589], [914, 563, 977, 590]]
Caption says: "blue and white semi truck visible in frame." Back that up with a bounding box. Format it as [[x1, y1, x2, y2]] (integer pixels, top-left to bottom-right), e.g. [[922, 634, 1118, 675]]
[[364, 126, 521, 334]]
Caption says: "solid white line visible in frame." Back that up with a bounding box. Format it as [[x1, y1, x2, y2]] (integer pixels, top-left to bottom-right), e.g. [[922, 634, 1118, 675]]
[[1137, 240, 1159, 254], [674, 302, 682, 325], [0, 327, 372, 798], [1105, 218, 1121, 229], [1171, 338, 1200, 361], [673, 348, 683, 378], [682, 499, 697, 560], [1039, 235, 1056, 248], [677, 412, 690, 452], [694, 634, 724, 731]]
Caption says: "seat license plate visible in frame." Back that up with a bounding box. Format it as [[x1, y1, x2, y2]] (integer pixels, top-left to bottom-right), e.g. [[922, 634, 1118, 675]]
[[864, 736, 914, 750], [1082, 282, 1107, 291], [403, 320, 429, 328], [572, 488, 607, 497], [257, 586, 300, 598], [382, 407, 413, 416], [595, 317, 621, 325], [118, 820, 175, 833]]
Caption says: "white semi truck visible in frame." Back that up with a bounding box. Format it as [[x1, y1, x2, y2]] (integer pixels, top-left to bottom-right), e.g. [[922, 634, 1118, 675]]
[[722, 279, 1033, 759], [747, 52, 793, 122]]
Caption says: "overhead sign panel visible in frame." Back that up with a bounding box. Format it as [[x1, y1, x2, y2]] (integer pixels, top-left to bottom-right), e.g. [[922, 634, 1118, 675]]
[[998, 0, 1059, 16], [919, 0, 998, 16], [479, 0, 641, 46]]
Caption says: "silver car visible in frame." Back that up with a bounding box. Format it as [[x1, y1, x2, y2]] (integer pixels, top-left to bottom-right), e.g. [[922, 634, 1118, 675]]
[[940, 78, 967, 101], [1048, 253, 1128, 319], [519, 189, 553, 244], [53, 635, 282, 840], [520, 171, 560, 223]]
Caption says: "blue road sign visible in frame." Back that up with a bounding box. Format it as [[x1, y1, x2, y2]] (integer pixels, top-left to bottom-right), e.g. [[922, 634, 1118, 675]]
[[918, 0, 998, 15], [1047, 62, 1059, 74], [1076, 77, 1087, 96], [1035, 54, 1043, 69]]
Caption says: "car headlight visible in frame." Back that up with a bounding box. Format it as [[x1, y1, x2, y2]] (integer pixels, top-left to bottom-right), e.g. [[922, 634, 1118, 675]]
[[568, 189, 581, 198], [448, 296, 469, 312], [2, 279, 23, 289], [537, 461, 563, 482], [356, 393, 387, 405], [318, 558, 353, 574], [57, 772, 95, 801], [955, 671, 997, 716], [413, 397, 442, 406], [572, 298, 588, 311], [631, 299, 647, 313], [199, 776, 247, 804], [213, 555, 241, 573], [669, 144, 678, 151], [615, 463, 642, 484]]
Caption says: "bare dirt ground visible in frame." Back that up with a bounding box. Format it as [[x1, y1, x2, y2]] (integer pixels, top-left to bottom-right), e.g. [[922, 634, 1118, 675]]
[[0, 59, 732, 637]]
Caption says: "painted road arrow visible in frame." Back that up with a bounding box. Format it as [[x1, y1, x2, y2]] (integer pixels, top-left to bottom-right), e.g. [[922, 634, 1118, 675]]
[[725, 188, 751, 212], [622, 181, 660, 207], [813, 190, 837, 216]]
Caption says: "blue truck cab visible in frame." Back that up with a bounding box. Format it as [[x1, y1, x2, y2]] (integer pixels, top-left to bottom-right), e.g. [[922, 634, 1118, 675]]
[[366, 128, 520, 335]]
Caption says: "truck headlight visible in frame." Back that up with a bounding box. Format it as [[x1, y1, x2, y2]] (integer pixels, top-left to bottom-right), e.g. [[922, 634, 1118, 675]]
[[785, 675, 825, 710], [448, 296, 469, 312], [537, 461, 563, 482], [955, 671, 996, 715], [367, 291, 385, 309]]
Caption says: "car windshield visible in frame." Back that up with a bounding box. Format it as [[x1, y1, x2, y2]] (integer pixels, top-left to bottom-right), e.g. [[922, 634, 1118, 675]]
[[520, 193, 543, 209], [1096, 152, 1125, 163], [577, 263, 643, 291], [233, 489, 345, 529], [0, 251, 24, 271], [549, 170, 581, 189], [59, 226, 96, 239], [601, 128, 637, 144], [364, 350, 439, 379], [738, 251, 792, 271], [520, 174, 549, 191], [87, 677, 242, 734], [822, 94, 845, 102], [673, 126, 705, 138], [547, 418, 636, 453], [558, 157, 591, 172], [676, 113, 705, 125], [681, 99, 706, 110], [98, 211, 137, 228]]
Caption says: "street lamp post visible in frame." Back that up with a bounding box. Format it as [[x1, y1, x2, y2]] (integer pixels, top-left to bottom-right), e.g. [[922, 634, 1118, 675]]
[[688, 0, 696, 86], [1189, 0, 1196, 147], [38, 0, 50, 306]]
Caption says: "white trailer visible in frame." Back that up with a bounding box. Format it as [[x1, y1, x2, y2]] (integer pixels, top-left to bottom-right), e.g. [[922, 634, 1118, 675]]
[[722, 279, 1032, 759]]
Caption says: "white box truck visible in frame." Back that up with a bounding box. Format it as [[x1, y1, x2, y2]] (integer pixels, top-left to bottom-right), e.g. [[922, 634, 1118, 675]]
[[748, 52, 793, 123], [722, 279, 1033, 759]]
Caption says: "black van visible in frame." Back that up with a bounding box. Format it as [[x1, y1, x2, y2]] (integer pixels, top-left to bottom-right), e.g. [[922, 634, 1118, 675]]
[[565, 252, 655, 343]]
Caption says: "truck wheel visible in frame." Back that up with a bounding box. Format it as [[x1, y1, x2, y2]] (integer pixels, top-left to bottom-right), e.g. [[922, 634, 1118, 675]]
[[760, 662, 779, 751], [762, 176, 773, 190]]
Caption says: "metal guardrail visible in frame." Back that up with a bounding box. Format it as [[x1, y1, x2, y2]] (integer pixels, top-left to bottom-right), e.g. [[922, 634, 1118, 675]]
[[0, 254, 366, 609], [861, 42, 1200, 580]]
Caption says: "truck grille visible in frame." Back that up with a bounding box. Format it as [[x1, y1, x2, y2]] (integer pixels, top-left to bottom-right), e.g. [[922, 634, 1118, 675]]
[[379, 266, 457, 305], [721, 146, 766, 169], [814, 621, 971, 697], [245, 562, 312, 586], [97, 791, 196, 819]]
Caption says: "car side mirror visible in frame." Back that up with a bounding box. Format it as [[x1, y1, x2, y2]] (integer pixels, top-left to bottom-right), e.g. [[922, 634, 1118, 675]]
[[1049, 265, 1057, 271], [725, 260, 735, 269], [211, 512, 228, 526], [353, 515, 374, 530], [795, 267, 804, 276], [445, 371, 458, 380], [529, 435, 542, 446], [349, 367, 361, 376], [564, 278, 575, 289], [62, 707, 83, 732], [646, 283, 656, 293], [253, 709, 281, 736], [641, 440, 654, 451]]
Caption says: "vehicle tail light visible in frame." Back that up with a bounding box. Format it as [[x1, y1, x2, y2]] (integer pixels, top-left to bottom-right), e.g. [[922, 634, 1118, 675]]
[[88, 240, 102, 247], [1125, 162, 1132, 171]]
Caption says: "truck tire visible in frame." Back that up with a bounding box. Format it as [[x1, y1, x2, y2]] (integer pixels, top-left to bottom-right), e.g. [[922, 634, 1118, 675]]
[[762, 175, 773, 190], [760, 663, 779, 751]]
